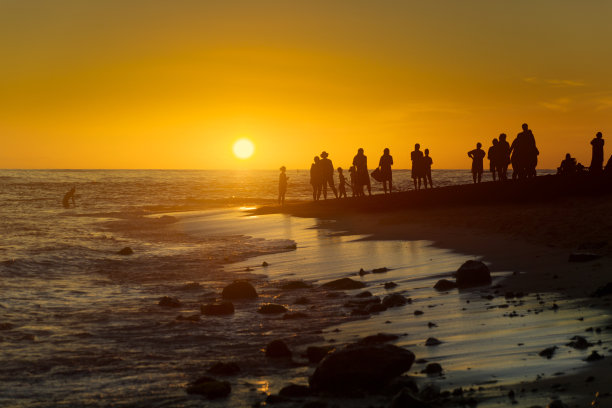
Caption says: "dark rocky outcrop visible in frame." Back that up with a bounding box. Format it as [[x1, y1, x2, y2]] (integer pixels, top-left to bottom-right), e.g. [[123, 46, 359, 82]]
[[306, 345, 335, 364], [201, 302, 234, 316], [266, 340, 292, 358], [207, 362, 240, 376], [384, 282, 398, 289], [585, 351, 604, 361], [591, 282, 612, 297], [382, 293, 409, 308], [258, 303, 288, 314], [281, 280, 311, 290], [221, 281, 257, 300], [567, 335, 591, 350], [321, 278, 366, 290], [158, 296, 181, 308], [434, 279, 457, 291], [186, 376, 231, 398], [539, 346, 558, 359], [309, 344, 415, 393], [421, 363, 443, 375], [455, 260, 491, 288], [355, 291, 373, 298], [118, 247, 133, 255]]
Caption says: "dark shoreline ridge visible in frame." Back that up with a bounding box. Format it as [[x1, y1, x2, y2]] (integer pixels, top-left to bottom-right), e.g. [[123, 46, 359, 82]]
[[254, 174, 612, 217]]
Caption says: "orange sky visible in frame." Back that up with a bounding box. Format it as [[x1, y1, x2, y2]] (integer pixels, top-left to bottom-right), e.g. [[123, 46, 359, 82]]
[[2, 1, 612, 169]]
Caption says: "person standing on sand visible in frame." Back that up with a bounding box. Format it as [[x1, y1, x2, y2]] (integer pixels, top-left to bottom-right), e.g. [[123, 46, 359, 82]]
[[278, 166, 289, 205], [63, 187, 76, 208], [590, 132, 605, 173], [337, 167, 348, 198], [423, 148, 433, 188], [487, 138, 499, 181], [310, 156, 322, 201], [348, 165, 359, 197], [468, 142, 486, 183], [410, 143, 424, 190], [319, 151, 338, 199], [496, 133, 510, 181], [378, 148, 394, 194], [352, 148, 371, 196]]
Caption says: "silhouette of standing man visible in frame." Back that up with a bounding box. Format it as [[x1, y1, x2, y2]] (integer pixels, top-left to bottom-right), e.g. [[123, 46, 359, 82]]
[[310, 156, 322, 201], [496, 133, 510, 181], [278, 166, 288, 205], [487, 138, 499, 181], [590, 132, 605, 173], [63, 187, 76, 208], [378, 148, 393, 194], [410, 144, 424, 190], [468, 143, 486, 183], [319, 151, 338, 199], [353, 148, 371, 196]]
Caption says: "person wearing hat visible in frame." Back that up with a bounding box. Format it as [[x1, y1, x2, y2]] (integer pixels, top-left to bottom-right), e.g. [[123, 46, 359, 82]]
[[319, 151, 338, 199]]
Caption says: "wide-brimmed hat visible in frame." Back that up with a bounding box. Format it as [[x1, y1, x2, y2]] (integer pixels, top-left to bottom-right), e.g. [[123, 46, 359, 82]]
[[321, 151, 329, 158]]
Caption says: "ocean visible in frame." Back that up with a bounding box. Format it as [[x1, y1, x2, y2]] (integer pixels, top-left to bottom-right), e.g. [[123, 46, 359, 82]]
[[4, 168, 600, 408]]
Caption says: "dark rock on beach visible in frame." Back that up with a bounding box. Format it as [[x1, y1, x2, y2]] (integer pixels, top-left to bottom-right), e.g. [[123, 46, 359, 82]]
[[222, 281, 257, 300], [372, 267, 389, 274], [309, 344, 415, 393], [186, 376, 231, 398], [266, 340, 292, 358], [585, 351, 604, 361], [539, 346, 558, 359], [567, 335, 592, 350], [207, 362, 240, 376], [421, 363, 443, 376], [201, 302, 234, 316], [117, 247, 133, 255], [281, 280, 311, 290], [258, 303, 288, 314], [382, 293, 409, 308], [158, 296, 181, 308], [425, 337, 442, 346], [591, 282, 612, 297], [568, 252, 602, 262], [455, 260, 491, 288], [357, 333, 399, 345], [306, 345, 335, 364], [355, 291, 372, 298], [384, 282, 398, 289], [321, 277, 366, 290], [434, 279, 457, 291]]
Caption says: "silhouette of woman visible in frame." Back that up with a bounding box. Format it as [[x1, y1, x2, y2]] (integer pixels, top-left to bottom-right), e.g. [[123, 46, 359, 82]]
[[496, 133, 510, 181], [352, 148, 371, 196], [319, 151, 338, 199], [278, 166, 288, 205], [468, 143, 486, 183], [590, 132, 605, 173], [487, 138, 499, 181], [410, 144, 424, 190], [378, 148, 394, 194], [310, 156, 322, 201]]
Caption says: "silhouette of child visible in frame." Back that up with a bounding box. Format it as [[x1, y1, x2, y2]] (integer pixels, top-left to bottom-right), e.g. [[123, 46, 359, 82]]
[[337, 167, 348, 198], [423, 149, 433, 188], [278, 166, 288, 205], [468, 143, 486, 183], [63, 187, 76, 208]]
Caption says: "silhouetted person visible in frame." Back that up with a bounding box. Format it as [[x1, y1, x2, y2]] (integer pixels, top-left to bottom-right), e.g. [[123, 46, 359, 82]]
[[423, 148, 433, 188], [378, 148, 394, 194], [319, 151, 338, 199], [590, 132, 605, 173], [310, 156, 322, 201], [496, 133, 510, 181], [63, 187, 76, 208], [348, 165, 359, 197], [337, 167, 348, 198], [558, 153, 577, 175], [353, 148, 371, 196], [487, 138, 499, 181], [410, 143, 424, 190], [510, 123, 538, 179], [468, 142, 485, 183], [278, 166, 288, 205]]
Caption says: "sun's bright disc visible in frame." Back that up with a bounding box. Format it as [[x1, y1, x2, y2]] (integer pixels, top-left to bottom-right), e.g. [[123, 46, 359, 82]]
[[233, 138, 255, 159]]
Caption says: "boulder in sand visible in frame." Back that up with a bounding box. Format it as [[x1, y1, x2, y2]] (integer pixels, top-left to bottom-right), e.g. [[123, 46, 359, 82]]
[[221, 281, 257, 300], [306, 345, 335, 364], [118, 247, 133, 255], [321, 277, 366, 290], [309, 344, 415, 393], [186, 376, 231, 398], [585, 351, 604, 361], [201, 302, 234, 316], [266, 339, 292, 358], [434, 279, 457, 291], [158, 296, 181, 308], [258, 303, 288, 314], [421, 363, 443, 375], [382, 293, 409, 308], [566, 335, 591, 350], [425, 337, 442, 346], [455, 260, 491, 288], [539, 346, 558, 359]]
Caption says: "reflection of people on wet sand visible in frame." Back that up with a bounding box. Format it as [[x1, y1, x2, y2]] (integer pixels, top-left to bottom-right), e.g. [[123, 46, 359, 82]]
[[310, 156, 322, 201], [63, 187, 76, 208], [496, 133, 510, 181], [558, 153, 577, 176], [378, 148, 393, 194], [352, 148, 371, 196], [319, 151, 338, 199], [590, 132, 605, 173], [487, 138, 499, 181], [337, 167, 348, 198], [278, 166, 288, 205], [423, 148, 433, 188], [468, 143, 486, 183], [410, 144, 424, 190]]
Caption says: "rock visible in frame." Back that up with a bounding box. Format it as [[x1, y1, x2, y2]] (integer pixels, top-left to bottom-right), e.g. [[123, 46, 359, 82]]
[[421, 363, 443, 375], [427, 322, 437, 328], [455, 260, 491, 288], [186, 376, 231, 398], [390, 388, 431, 408], [180, 282, 201, 291], [547, 399, 568, 408], [283, 312, 308, 320], [309, 344, 415, 393], [591, 282, 612, 297], [358, 268, 368, 276], [281, 280, 311, 290], [294, 296, 310, 305], [266, 340, 292, 358], [201, 302, 234, 316], [321, 277, 366, 290], [414, 310, 424, 316], [425, 337, 442, 346], [568, 252, 601, 262], [158, 296, 181, 308], [222, 281, 257, 300], [372, 267, 389, 274], [585, 351, 604, 361], [434, 279, 457, 291], [207, 362, 240, 376], [357, 333, 399, 345], [279, 384, 310, 397], [384, 282, 398, 289], [258, 303, 288, 314], [262, 261, 269, 267], [539, 346, 558, 359], [365, 303, 388, 314], [355, 291, 373, 298], [382, 293, 409, 308], [306, 345, 335, 364], [567, 335, 591, 350], [118, 247, 133, 255]]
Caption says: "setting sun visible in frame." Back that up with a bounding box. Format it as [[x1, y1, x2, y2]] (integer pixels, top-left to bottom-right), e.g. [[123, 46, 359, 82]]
[[233, 138, 255, 160]]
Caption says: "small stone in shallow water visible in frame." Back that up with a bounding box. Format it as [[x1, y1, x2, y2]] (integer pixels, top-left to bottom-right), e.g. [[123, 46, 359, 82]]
[[266, 340, 292, 358], [538, 346, 558, 359], [425, 337, 442, 346], [117, 247, 133, 255], [585, 351, 604, 361], [222, 281, 257, 300], [262, 261, 269, 267]]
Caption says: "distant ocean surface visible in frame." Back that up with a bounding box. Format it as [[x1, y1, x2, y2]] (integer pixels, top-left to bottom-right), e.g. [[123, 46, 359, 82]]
[[0, 169, 562, 407]]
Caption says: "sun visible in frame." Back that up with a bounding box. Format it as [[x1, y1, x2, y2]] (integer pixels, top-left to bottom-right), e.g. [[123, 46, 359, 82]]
[[233, 138, 255, 159]]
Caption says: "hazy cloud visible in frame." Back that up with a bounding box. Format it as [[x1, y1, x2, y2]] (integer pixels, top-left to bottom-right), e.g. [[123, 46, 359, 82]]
[[523, 77, 585, 88], [540, 97, 572, 112]]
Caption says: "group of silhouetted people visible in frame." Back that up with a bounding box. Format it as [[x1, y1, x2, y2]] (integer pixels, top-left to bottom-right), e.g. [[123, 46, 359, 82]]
[[410, 144, 434, 190], [558, 131, 609, 176]]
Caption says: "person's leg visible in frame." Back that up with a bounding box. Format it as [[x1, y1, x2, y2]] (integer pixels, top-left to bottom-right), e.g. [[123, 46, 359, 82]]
[[472, 171, 477, 183]]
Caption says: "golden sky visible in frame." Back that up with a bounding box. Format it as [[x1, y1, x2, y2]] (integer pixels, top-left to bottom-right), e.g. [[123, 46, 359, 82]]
[[2, 1, 612, 169]]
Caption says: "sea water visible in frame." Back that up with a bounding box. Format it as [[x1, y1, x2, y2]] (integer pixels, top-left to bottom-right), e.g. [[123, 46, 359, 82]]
[[2, 168, 588, 408]]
